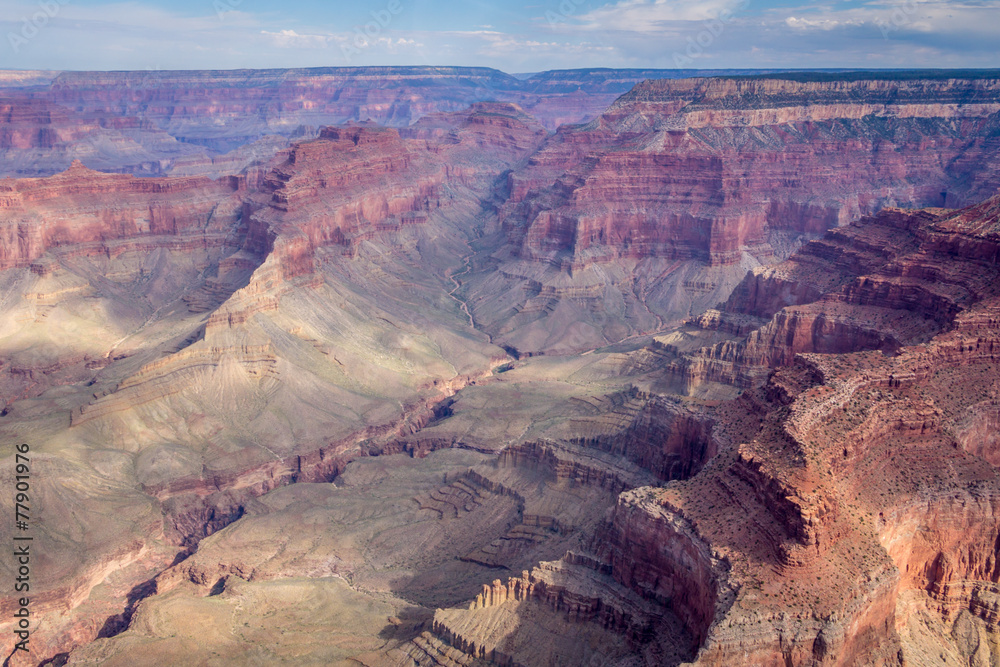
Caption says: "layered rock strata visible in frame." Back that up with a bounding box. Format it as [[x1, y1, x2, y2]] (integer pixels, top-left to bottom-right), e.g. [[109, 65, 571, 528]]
[[4, 75, 1000, 667], [0, 103, 555, 663], [589, 196, 1000, 664], [463, 73, 1000, 353], [0, 66, 738, 177], [0, 160, 243, 270], [380, 192, 1000, 666], [660, 197, 1000, 395]]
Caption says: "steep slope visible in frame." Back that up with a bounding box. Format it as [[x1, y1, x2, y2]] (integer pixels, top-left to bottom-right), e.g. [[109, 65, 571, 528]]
[[3, 74, 1000, 667], [462, 73, 1000, 354], [574, 195, 1000, 665], [0, 160, 243, 271], [0, 104, 548, 663], [0, 66, 758, 178], [60, 194, 1000, 667], [656, 195, 1000, 397], [0, 160, 247, 408]]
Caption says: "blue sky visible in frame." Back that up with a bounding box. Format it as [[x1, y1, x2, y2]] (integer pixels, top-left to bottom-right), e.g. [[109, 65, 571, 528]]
[[2, 0, 999, 72]]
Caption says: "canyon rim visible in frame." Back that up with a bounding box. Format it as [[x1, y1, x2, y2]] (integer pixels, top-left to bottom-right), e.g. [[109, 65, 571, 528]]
[[2, 25, 1000, 667]]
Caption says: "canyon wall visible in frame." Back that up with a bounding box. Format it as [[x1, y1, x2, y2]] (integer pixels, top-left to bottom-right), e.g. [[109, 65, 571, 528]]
[[463, 73, 1000, 354], [0, 66, 721, 178], [0, 103, 551, 663], [0, 160, 243, 271], [2, 71, 1000, 666], [593, 195, 1000, 664], [383, 192, 1000, 667]]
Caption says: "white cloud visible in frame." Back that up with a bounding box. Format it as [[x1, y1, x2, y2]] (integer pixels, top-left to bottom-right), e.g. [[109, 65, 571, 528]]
[[785, 16, 845, 30], [528, 0, 1000, 68], [261, 29, 332, 49], [574, 0, 749, 33], [0, 0, 997, 72], [772, 0, 1000, 37]]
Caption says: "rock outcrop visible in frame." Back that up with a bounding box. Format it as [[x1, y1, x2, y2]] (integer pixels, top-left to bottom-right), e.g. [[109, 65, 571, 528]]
[[377, 192, 1000, 667], [0, 103, 549, 663], [0, 160, 243, 270], [580, 195, 1000, 664], [463, 72, 1000, 353], [4, 71, 1000, 667], [660, 196, 1000, 395], [0, 66, 729, 178]]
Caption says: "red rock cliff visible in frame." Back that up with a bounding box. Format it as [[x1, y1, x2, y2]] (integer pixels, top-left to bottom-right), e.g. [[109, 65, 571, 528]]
[[0, 160, 242, 271], [502, 75, 1000, 270]]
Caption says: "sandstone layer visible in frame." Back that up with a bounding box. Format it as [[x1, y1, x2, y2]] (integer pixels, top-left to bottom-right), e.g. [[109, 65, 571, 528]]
[[2, 72, 1000, 667], [580, 194, 1000, 665], [53, 193, 1000, 666], [0, 66, 729, 178], [461, 72, 1000, 353], [0, 103, 548, 663]]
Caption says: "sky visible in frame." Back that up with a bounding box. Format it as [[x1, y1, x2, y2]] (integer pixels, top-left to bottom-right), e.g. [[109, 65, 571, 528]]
[[1, 0, 999, 73]]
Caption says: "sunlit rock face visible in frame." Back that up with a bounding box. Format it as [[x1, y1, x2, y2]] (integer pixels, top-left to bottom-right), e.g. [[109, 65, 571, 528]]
[[462, 74, 1000, 354], [0, 66, 738, 178], [2, 71, 1000, 667], [0, 102, 549, 663], [54, 191, 1000, 667], [601, 195, 1000, 665]]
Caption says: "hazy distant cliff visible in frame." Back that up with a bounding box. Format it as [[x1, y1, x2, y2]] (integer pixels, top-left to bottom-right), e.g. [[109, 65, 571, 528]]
[[464, 72, 1000, 353]]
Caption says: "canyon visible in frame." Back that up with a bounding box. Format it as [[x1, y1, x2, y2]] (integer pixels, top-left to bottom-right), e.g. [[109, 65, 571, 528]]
[[0, 69, 999, 666], [460, 73, 1000, 354], [0, 67, 783, 180]]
